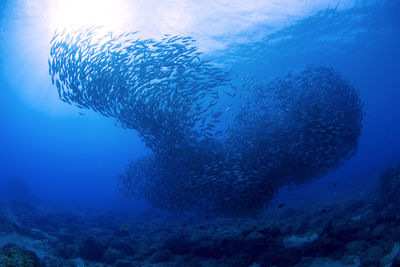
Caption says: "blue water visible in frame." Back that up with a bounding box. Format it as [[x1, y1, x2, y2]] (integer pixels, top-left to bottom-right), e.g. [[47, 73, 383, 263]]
[[0, 1, 398, 208], [0, 0, 400, 265]]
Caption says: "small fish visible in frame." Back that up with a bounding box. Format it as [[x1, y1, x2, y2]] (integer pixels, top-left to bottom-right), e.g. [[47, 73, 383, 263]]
[[48, 28, 362, 216]]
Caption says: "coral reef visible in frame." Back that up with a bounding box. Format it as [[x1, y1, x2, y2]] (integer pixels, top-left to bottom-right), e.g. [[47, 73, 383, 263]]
[[2, 162, 400, 266]]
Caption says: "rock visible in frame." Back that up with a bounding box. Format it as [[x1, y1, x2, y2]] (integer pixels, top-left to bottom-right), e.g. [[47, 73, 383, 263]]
[[376, 208, 398, 224], [361, 209, 376, 224], [0, 243, 40, 267], [55, 243, 78, 259], [217, 257, 249, 267], [258, 247, 301, 267], [148, 249, 172, 263], [79, 237, 107, 261], [304, 236, 345, 259], [219, 236, 242, 256], [345, 240, 365, 255], [41, 256, 76, 267], [29, 228, 46, 240], [371, 224, 387, 239], [306, 219, 358, 259], [325, 218, 365, 242], [14, 224, 32, 236], [192, 243, 224, 259], [110, 239, 136, 256], [346, 200, 366, 213], [85, 263, 109, 267], [114, 259, 137, 267], [360, 245, 384, 266], [102, 248, 124, 264], [58, 233, 77, 244], [380, 163, 400, 205], [176, 255, 203, 267], [392, 251, 400, 267], [293, 220, 310, 234], [162, 234, 192, 255], [259, 225, 282, 239], [0, 222, 15, 233], [340, 254, 356, 265], [114, 227, 130, 237], [243, 231, 269, 254], [382, 241, 395, 255], [241, 229, 253, 238]]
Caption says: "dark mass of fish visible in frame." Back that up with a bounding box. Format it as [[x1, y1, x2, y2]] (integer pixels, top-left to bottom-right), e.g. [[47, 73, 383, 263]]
[[49, 26, 230, 154], [49, 26, 364, 215]]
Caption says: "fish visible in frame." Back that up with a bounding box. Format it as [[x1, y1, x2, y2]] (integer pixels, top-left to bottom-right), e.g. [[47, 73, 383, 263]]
[[49, 27, 364, 215]]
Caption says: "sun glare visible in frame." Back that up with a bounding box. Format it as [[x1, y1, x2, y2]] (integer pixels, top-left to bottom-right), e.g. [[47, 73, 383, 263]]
[[47, 0, 134, 35]]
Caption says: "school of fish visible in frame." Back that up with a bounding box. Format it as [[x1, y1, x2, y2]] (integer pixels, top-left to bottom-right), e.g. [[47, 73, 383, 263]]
[[49, 26, 364, 215]]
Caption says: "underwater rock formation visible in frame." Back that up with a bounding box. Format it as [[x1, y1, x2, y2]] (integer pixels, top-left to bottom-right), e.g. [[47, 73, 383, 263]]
[[0, 244, 40, 267], [79, 236, 108, 261], [380, 162, 400, 206], [49, 27, 364, 215]]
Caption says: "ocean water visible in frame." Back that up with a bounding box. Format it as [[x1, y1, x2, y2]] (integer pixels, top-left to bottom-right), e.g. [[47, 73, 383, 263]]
[[0, 0, 400, 266]]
